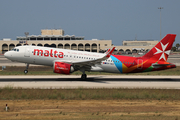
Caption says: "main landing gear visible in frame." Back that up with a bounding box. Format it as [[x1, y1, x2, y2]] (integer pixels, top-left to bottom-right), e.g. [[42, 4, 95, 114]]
[[24, 63, 29, 74], [80, 69, 87, 80], [81, 74, 87, 80]]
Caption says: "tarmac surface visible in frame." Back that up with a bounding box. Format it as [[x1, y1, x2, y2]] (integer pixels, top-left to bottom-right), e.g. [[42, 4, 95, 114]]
[[0, 75, 180, 89]]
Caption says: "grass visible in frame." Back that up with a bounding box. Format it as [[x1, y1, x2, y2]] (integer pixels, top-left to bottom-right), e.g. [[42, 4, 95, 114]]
[[0, 66, 180, 75], [1, 99, 180, 120], [0, 88, 180, 100]]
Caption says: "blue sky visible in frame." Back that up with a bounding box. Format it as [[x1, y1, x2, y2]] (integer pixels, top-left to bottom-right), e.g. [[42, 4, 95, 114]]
[[0, 0, 179, 46]]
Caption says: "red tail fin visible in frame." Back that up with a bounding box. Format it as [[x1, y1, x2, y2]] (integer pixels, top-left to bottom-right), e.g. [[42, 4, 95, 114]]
[[142, 34, 176, 61]]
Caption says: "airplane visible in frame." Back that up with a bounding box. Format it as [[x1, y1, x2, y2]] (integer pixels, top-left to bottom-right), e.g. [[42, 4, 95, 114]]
[[4, 34, 176, 79]]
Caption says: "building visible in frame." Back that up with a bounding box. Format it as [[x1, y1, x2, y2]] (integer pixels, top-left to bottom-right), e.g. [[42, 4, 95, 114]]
[[0, 29, 112, 54], [41, 29, 64, 36], [117, 40, 158, 53], [0, 29, 158, 54]]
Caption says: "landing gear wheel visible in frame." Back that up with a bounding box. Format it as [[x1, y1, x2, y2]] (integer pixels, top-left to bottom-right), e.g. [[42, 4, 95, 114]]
[[24, 70, 28, 74], [24, 63, 29, 74], [81, 74, 87, 80]]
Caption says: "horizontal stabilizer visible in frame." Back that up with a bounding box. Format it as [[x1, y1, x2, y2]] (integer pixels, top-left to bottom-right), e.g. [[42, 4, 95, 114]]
[[152, 63, 173, 68]]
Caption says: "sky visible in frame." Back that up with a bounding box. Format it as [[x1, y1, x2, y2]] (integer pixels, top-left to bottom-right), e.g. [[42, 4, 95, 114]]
[[0, 0, 180, 46]]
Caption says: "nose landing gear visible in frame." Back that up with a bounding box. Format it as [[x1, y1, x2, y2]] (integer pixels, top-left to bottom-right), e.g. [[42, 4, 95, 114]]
[[24, 63, 29, 74]]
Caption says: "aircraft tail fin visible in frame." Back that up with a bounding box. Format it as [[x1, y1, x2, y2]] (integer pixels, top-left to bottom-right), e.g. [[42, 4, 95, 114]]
[[142, 34, 176, 61]]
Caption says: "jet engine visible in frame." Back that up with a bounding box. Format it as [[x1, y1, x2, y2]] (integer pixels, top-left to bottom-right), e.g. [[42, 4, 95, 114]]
[[53, 62, 74, 74]]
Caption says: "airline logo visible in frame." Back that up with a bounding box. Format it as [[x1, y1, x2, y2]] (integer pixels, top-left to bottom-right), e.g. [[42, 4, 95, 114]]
[[154, 42, 170, 61], [33, 49, 64, 58]]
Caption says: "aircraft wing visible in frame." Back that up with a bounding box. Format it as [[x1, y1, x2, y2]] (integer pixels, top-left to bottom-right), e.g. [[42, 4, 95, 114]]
[[72, 47, 115, 65], [55, 47, 115, 70]]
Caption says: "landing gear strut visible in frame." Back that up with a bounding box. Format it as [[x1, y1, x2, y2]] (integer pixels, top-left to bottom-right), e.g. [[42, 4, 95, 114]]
[[81, 74, 87, 80], [80, 69, 87, 80], [24, 63, 29, 74]]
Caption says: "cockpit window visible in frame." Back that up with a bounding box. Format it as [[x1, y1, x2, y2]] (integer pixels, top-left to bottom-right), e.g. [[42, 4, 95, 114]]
[[11, 48, 19, 52]]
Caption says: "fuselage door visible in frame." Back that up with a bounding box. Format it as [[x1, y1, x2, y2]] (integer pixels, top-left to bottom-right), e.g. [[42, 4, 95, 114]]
[[24, 47, 30, 57], [137, 59, 143, 69]]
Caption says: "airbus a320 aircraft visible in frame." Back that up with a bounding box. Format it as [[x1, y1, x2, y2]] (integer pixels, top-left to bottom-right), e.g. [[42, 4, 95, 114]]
[[4, 34, 176, 79]]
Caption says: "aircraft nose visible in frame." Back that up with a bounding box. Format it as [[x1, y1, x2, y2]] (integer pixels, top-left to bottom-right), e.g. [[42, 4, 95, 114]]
[[4, 52, 7, 58], [4, 51, 11, 59]]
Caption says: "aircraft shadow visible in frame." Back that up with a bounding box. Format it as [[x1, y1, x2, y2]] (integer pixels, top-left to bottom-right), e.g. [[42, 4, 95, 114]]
[[0, 77, 180, 82]]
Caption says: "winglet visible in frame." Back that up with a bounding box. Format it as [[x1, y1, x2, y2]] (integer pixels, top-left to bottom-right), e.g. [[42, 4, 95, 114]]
[[105, 47, 116, 58]]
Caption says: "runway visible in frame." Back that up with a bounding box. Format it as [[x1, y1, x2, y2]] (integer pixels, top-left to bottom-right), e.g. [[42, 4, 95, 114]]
[[0, 75, 180, 89]]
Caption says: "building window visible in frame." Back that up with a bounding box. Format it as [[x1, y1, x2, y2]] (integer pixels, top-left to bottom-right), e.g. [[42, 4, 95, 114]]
[[37, 38, 43, 40], [58, 37, 63, 40], [44, 38, 50, 40], [65, 37, 70, 40], [30, 38, 36, 40]]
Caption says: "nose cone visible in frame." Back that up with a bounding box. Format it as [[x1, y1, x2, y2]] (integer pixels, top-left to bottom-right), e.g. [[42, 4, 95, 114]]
[[4, 52, 8, 58], [4, 51, 11, 59]]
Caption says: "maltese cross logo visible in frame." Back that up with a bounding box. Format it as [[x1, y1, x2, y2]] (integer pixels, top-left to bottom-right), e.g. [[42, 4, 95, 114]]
[[154, 42, 170, 61]]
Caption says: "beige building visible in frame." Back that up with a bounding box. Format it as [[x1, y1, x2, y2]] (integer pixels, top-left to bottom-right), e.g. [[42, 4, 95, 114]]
[[41, 29, 64, 36], [123, 40, 158, 46], [0, 29, 158, 54]]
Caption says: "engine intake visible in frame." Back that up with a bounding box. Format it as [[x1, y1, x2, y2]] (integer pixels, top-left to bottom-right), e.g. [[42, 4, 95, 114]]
[[53, 62, 74, 74]]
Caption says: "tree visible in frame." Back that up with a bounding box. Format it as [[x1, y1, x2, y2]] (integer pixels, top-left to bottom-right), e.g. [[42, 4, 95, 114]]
[[171, 46, 176, 52], [176, 43, 180, 51]]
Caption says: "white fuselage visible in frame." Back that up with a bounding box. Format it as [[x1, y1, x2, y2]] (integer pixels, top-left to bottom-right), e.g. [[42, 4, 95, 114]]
[[4, 46, 121, 73]]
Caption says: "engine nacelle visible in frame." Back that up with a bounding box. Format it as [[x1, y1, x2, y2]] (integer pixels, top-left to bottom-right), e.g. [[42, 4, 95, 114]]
[[53, 62, 74, 74]]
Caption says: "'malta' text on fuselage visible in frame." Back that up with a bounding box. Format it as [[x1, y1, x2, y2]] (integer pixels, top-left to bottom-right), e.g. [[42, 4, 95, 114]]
[[33, 49, 64, 58]]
